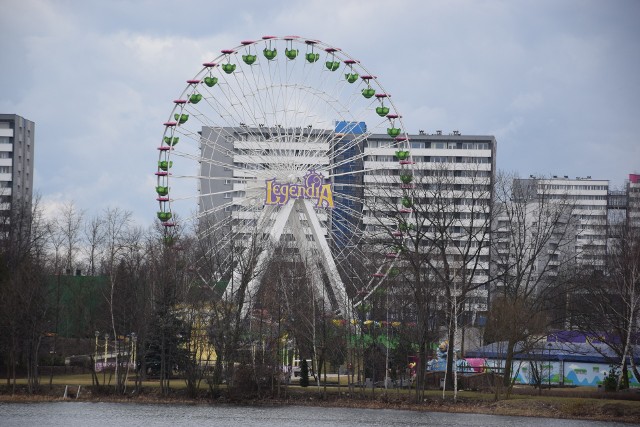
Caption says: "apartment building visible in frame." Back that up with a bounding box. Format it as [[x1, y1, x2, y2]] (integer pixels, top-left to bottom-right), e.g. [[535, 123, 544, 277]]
[[512, 176, 609, 270], [0, 114, 34, 215], [628, 173, 640, 229], [363, 131, 497, 314]]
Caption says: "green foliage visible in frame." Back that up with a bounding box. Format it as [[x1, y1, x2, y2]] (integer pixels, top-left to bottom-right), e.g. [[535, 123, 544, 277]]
[[602, 365, 627, 391], [143, 308, 191, 378]]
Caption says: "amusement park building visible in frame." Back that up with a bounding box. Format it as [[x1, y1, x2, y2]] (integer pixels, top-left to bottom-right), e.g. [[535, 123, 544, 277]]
[[0, 114, 34, 216]]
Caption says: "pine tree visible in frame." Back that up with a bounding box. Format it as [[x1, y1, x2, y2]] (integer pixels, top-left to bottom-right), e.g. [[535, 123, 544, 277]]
[[300, 359, 309, 387]]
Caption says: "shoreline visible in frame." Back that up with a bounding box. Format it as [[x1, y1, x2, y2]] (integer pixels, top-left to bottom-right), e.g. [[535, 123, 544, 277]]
[[2, 387, 640, 424]]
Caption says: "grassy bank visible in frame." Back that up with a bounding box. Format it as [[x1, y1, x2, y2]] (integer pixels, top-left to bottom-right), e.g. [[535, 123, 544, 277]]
[[2, 374, 640, 424]]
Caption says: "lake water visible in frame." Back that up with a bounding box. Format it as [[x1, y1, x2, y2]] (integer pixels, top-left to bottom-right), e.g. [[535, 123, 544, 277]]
[[0, 402, 632, 427]]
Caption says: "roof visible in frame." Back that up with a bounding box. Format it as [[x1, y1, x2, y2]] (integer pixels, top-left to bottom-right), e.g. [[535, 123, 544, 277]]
[[466, 340, 640, 364]]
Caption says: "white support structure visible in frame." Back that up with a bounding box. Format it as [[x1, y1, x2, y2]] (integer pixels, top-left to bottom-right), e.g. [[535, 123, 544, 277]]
[[225, 201, 294, 316], [226, 197, 349, 318], [287, 200, 333, 310], [301, 199, 349, 315]]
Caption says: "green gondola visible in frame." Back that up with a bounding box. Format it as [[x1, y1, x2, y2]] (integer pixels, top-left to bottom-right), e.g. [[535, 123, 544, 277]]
[[203, 76, 218, 87], [263, 48, 277, 60], [242, 54, 257, 65], [222, 63, 236, 74]]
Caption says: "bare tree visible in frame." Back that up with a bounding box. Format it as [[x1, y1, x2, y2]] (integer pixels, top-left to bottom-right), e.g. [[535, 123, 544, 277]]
[[45, 201, 84, 387], [363, 162, 494, 399], [83, 214, 106, 276], [57, 201, 84, 274], [488, 172, 580, 391], [0, 197, 48, 393], [572, 224, 640, 389], [100, 207, 132, 392]]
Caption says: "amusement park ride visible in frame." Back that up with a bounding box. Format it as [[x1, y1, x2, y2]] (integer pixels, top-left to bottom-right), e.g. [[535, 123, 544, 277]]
[[155, 36, 414, 318]]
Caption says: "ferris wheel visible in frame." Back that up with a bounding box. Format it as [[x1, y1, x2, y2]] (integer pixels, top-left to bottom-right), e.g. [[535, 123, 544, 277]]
[[155, 36, 411, 316]]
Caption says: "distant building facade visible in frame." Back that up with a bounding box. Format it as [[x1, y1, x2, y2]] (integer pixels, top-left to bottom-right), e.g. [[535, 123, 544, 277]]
[[513, 176, 609, 270], [627, 173, 640, 229]]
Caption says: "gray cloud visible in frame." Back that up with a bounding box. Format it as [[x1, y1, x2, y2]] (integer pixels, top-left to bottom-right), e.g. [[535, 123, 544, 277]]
[[2, 0, 638, 224]]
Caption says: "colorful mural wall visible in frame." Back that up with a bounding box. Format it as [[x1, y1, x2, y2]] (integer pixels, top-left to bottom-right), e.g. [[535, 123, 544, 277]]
[[485, 359, 639, 387]]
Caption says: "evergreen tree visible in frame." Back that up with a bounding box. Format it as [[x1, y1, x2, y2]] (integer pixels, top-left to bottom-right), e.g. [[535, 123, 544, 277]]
[[299, 359, 309, 387]]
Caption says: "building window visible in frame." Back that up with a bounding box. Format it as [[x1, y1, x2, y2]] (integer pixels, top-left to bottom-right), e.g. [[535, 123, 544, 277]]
[[431, 156, 449, 163]]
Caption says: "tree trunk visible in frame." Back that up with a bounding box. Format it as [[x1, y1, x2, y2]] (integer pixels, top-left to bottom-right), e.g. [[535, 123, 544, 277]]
[[444, 317, 456, 390], [503, 339, 515, 388]]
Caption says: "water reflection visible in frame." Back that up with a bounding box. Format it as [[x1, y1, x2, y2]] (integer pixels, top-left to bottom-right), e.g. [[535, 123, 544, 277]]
[[0, 402, 629, 427]]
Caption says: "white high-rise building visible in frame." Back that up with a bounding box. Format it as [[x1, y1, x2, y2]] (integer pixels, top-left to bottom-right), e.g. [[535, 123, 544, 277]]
[[198, 125, 333, 246], [627, 173, 640, 229], [363, 131, 497, 314], [515, 176, 609, 269], [0, 114, 34, 215]]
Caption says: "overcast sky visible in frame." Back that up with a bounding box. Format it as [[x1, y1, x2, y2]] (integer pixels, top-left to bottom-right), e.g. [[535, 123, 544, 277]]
[[1, 0, 639, 226]]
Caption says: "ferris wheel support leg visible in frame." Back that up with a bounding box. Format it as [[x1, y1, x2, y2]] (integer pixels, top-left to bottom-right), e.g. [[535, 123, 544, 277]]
[[233, 201, 295, 319], [287, 200, 333, 310], [222, 205, 274, 302], [301, 199, 349, 316]]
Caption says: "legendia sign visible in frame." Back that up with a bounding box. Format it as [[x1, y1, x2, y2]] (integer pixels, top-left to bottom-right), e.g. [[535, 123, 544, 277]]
[[265, 171, 334, 208]]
